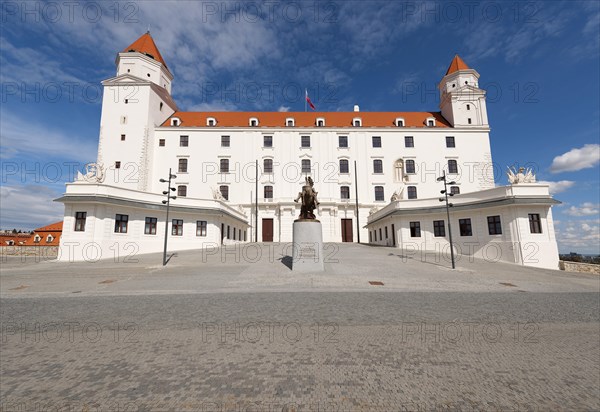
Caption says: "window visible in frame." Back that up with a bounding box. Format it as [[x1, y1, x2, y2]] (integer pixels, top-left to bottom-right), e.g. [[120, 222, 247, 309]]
[[114, 214, 128, 233], [529, 214, 542, 234], [115, 161, 121, 169], [121, 134, 126, 141], [207, 117, 216, 126], [385, 226, 388, 239], [404, 136, 414, 148], [448, 159, 458, 174], [74, 212, 87, 232], [227, 225, 231, 239], [369, 231, 372, 242], [405, 160, 416, 174], [487, 215, 502, 235], [374, 186, 384, 201], [353, 118, 362, 127], [46, 235, 53, 243], [374, 230, 377, 241], [302, 159, 311, 173], [286, 118, 295, 127], [379, 228, 382, 240], [373, 159, 383, 174], [316, 118, 325, 127], [221, 136, 230, 147], [172, 118, 179, 126], [144, 217, 157, 235], [264, 136, 273, 147], [160, 102, 163, 111], [159, 139, 165, 147], [178, 158, 188, 173], [340, 186, 350, 199], [433, 220, 445, 237], [372, 136, 382, 148], [125, 99, 128, 104], [220, 159, 229, 173], [34, 235, 41, 243], [459, 218, 472, 236], [426, 118, 436, 127], [338, 136, 348, 148], [446, 136, 455, 148], [466, 104, 471, 110], [263, 158, 273, 173], [249, 118, 259, 127], [177, 185, 187, 197], [172, 219, 183, 236], [264, 185, 273, 199], [468, 118, 472, 124], [450, 186, 460, 195], [410, 221, 421, 237], [219, 185, 229, 200], [339, 159, 349, 174], [196, 220, 207, 237], [301, 135, 311, 148], [407, 186, 417, 199], [180, 135, 188, 147], [396, 118, 405, 127], [233, 228, 236, 240]]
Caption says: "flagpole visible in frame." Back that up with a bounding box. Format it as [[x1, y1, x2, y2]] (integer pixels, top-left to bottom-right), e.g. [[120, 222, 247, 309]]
[[305, 89, 307, 112]]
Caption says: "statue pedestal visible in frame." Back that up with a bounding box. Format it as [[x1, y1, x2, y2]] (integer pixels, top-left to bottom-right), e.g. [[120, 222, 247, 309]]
[[292, 220, 324, 272]]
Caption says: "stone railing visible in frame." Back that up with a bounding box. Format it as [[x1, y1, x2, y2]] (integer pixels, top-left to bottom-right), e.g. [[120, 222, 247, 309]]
[[559, 261, 600, 275]]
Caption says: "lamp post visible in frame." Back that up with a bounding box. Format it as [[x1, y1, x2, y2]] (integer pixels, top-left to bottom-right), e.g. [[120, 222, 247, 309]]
[[160, 168, 177, 266], [437, 171, 456, 269]]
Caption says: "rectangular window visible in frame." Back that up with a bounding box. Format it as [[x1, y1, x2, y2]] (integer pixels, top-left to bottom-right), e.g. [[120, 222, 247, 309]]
[[301, 135, 311, 148], [407, 186, 417, 199], [369, 231, 372, 242], [468, 118, 472, 124], [196, 220, 207, 237], [446, 136, 455, 148], [529, 214, 542, 234], [114, 214, 128, 233], [405, 160, 416, 174], [433, 220, 446, 237], [227, 225, 231, 239], [264, 185, 273, 199], [374, 186, 384, 201], [379, 228, 382, 240], [115, 161, 121, 169], [172, 219, 183, 236], [121, 134, 126, 141], [459, 218, 472, 236], [74, 212, 87, 232], [220, 185, 229, 200], [339, 159, 349, 174], [177, 185, 187, 197], [264, 136, 272, 147], [487, 215, 502, 235], [340, 186, 350, 199], [404, 136, 414, 148], [448, 159, 458, 174], [263, 158, 273, 173], [410, 221, 421, 237], [144, 217, 157, 235], [302, 159, 311, 173], [339, 136, 348, 148], [180, 135, 189, 147], [373, 159, 383, 174], [450, 186, 460, 195], [159, 139, 165, 147], [220, 158, 229, 173], [372, 136, 382, 148], [221, 135, 230, 147], [385, 226, 388, 239], [178, 158, 188, 173]]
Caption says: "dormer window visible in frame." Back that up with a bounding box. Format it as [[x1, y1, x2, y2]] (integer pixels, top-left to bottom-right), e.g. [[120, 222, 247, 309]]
[[34, 235, 41, 243], [286, 118, 295, 127], [395, 118, 405, 127], [46, 235, 54, 243], [316, 117, 325, 127], [426, 117, 436, 127], [249, 117, 259, 127], [171, 118, 180, 126], [207, 117, 217, 127], [353, 118, 362, 127]]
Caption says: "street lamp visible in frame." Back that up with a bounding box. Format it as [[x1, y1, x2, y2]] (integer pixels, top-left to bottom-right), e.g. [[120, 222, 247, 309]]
[[160, 168, 177, 266], [437, 171, 456, 269]]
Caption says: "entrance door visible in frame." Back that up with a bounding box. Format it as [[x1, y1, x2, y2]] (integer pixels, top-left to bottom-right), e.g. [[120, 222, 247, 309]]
[[262, 218, 274, 242], [341, 219, 353, 242]]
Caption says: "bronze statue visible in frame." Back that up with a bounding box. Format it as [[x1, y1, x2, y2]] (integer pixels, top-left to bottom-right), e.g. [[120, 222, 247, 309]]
[[294, 176, 320, 220]]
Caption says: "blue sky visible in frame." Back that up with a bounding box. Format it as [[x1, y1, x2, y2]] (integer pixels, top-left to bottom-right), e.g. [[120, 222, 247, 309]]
[[1, 0, 599, 254]]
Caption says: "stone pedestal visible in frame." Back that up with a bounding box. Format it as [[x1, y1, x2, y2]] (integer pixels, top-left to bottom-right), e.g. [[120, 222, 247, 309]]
[[292, 220, 324, 272]]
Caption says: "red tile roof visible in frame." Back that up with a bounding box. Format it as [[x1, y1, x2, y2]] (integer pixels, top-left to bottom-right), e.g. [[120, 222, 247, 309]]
[[161, 111, 451, 128], [123, 32, 169, 70], [34, 221, 63, 232], [445, 55, 470, 75], [0, 222, 63, 247]]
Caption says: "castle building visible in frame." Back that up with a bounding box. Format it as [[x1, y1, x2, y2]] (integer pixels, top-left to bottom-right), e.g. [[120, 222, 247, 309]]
[[57, 32, 560, 269]]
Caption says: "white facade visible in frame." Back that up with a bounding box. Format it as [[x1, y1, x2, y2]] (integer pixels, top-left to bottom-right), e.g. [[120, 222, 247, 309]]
[[56, 34, 560, 268]]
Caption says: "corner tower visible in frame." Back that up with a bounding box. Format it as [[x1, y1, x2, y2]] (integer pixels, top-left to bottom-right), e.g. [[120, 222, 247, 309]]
[[96, 32, 177, 190], [438, 55, 488, 127]]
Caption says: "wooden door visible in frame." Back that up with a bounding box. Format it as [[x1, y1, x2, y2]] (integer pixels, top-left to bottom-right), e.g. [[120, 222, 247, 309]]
[[262, 219, 274, 242], [341, 219, 353, 242]]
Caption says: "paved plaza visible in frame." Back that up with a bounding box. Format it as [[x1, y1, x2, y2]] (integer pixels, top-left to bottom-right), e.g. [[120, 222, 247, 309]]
[[1, 243, 599, 411]]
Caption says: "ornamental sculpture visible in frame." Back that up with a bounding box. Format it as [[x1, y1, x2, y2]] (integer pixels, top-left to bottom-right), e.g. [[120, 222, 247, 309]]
[[294, 176, 320, 220], [77, 162, 105, 183], [507, 166, 536, 184]]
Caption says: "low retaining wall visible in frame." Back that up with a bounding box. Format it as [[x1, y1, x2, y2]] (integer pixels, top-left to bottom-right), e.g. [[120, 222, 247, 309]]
[[559, 260, 600, 275], [0, 246, 58, 259]]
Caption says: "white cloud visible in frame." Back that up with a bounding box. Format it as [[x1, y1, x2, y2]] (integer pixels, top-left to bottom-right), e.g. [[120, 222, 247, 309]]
[[277, 106, 290, 112], [537, 180, 575, 194], [565, 202, 600, 217], [0, 185, 65, 230], [550, 144, 600, 173], [556, 218, 600, 254]]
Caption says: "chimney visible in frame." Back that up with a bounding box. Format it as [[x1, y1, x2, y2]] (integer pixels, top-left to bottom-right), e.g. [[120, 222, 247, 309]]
[[354, 104, 360, 112]]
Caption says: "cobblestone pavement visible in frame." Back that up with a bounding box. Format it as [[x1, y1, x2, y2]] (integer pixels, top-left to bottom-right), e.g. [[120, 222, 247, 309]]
[[1, 245, 599, 411]]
